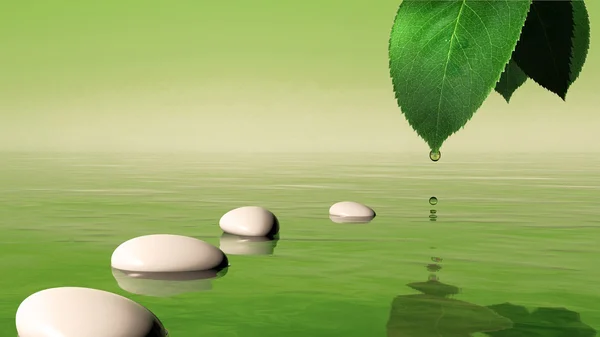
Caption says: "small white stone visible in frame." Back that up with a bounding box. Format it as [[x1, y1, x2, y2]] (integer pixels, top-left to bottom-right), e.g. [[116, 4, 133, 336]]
[[219, 233, 279, 256], [329, 201, 375, 218], [16, 287, 167, 337], [112, 269, 215, 297], [219, 206, 279, 237], [111, 234, 227, 273]]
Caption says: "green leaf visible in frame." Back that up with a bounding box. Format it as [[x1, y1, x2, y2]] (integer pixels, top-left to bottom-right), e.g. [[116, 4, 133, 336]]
[[389, 0, 532, 152], [570, 0, 590, 84], [512, 0, 587, 100], [495, 58, 528, 103]]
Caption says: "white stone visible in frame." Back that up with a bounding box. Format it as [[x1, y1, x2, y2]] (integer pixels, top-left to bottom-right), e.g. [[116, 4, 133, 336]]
[[329, 201, 375, 218], [16, 287, 167, 337], [111, 234, 227, 273], [219, 206, 279, 237], [112, 269, 214, 297], [219, 233, 279, 256]]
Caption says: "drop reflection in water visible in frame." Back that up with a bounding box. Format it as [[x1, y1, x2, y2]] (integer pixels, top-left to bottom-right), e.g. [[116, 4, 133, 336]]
[[429, 210, 437, 221], [219, 233, 280, 256], [426, 264, 442, 273], [328, 214, 375, 224], [429, 150, 441, 162], [111, 268, 228, 298]]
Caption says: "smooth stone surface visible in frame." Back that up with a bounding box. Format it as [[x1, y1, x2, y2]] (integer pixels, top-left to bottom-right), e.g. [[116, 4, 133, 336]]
[[112, 269, 224, 297], [111, 234, 228, 273], [16, 287, 167, 337], [329, 201, 375, 218], [329, 215, 374, 224], [219, 206, 279, 237], [219, 233, 279, 256]]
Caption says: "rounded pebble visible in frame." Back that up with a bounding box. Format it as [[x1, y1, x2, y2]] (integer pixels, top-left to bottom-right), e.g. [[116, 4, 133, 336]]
[[111, 234, 228, 273], [329, 201, 375, 218], [219, 206, 279, 237], [16, 287, 167, 337]]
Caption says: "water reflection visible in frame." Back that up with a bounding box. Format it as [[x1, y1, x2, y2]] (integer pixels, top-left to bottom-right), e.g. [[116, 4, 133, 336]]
[[111, 268, 228, 297], [219, 233, 280, 256], [328, 215, 375, 224], [387, 265, 596, 337], [484, 303, 596, 337], [387, 277, 512, 337], [426, 263, 442, 273]]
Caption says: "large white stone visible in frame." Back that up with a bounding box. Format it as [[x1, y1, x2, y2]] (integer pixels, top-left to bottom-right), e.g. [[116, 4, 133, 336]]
[[111, 234, 228, 273], [219, 233, 279, 256], [112, 269, 220, 297], [16, 287, 167, 337], [219, 206, 279, 237], [329, 201, 375, 219]]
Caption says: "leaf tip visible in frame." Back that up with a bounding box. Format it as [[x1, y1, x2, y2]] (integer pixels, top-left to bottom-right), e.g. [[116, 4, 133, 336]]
[[558, 90, 568, 101]]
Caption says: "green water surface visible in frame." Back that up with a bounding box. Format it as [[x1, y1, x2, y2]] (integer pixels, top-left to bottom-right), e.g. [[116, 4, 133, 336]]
[[1, 152, 599, 336]]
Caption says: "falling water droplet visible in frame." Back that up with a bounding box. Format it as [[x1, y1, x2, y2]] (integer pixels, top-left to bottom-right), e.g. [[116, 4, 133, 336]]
[[429, 214, 438, 219], [429, 197, 438, 205], [429, 150, 441, 162], [430, 209, 437, 214]]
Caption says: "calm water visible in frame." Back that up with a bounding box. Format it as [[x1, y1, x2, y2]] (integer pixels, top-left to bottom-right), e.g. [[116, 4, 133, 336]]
[[1, 152, 599, 336]]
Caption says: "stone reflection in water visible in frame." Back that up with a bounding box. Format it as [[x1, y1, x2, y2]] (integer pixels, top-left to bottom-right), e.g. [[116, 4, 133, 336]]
[[386, 278, 512, 337], [112, 268, 228, 298], [483, 303, 596, 337], [328, 215, 375, 224], [219, 233, 280, 256]]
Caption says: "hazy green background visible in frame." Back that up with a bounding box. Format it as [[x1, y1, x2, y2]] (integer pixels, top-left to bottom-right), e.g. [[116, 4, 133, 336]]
[[1, 0, 598, 154]]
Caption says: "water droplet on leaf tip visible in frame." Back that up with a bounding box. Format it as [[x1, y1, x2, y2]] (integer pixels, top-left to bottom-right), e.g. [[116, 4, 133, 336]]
[[429, 150, 441, 162], [429, 197, 438, 205]]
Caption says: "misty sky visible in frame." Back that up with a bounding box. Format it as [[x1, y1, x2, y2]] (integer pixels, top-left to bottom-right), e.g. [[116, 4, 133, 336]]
[[1, 0, 599, 153]]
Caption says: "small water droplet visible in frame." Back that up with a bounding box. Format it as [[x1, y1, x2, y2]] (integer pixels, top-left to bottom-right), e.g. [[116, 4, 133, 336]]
[[431, 257, 443, 262], [429, 197, 438, 205], [429, 218, 437, 221], [429, 214, 437, 219], [430, 209, 437, 214], [429, 150, 441, 162]]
